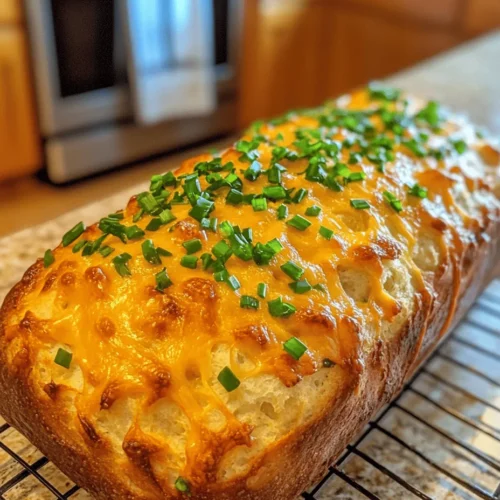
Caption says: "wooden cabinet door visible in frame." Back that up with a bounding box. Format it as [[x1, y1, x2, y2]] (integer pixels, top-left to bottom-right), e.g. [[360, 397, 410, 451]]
[[0, 27, 41, 181], [322, 8, 461, 98]]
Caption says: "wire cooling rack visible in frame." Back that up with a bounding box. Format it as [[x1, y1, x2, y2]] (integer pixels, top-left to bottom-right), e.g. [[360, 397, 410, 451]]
[[1, 281, 499, 499]]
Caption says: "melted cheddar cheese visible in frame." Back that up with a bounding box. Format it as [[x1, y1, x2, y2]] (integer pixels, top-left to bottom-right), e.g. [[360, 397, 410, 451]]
[[3, 86, 500, 495]]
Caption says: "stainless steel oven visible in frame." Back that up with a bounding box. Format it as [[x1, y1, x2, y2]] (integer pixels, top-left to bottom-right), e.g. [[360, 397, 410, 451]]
[[25, 0, 242, 183]]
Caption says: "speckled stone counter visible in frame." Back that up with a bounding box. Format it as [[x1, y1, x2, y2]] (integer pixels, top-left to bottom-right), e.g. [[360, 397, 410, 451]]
[[0, 31, 499, 500]]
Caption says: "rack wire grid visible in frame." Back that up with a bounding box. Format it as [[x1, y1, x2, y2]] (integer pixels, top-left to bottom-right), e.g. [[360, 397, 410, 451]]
[[1, 279, 499, 500]]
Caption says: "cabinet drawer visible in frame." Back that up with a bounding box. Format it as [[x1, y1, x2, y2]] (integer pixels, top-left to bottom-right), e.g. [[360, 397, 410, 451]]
[[0, 0, 22, 24], [0, 27, 41, 180]]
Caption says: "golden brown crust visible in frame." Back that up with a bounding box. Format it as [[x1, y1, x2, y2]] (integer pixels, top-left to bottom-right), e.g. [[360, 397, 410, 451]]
[[1, 86, 500, 499]]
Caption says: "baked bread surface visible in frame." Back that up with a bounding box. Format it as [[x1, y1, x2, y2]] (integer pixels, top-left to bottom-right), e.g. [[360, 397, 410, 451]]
[[1, 86, 499, 499]]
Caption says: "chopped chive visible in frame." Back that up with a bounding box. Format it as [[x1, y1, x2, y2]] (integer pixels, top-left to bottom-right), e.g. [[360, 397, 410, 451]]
[[133, 209, 144, 223], [267, 238, 284, 254], [220, 220, 234, 237], [268, 296, 296, 318], [99, 245, 115, 257], [112, 253, 132, 277], [252, 197, 268, 212], [226, 189, 244, 205], [180, 255, 198, 269], [155, 267, 173, 292], [214, 269, 230, 282], [252, 243, 275, 265], [319, 226, 334, 240], [72, 240, 88, 253], [142, 239, 161, 265], [242, 228, 253, 242], [182, 238, 202, 254], [263, 185, 287, 200], [277, 204, 288, 220], [159, 209, 176, 225], [281, 261, 304, 281], [107, 212, 124, 220], [54, 348, 72, 369], [227, 275, 241, 291], [287, 215, 311, 231], [209, 217, 218, 232], [347, 171, 366, 183], [137, 192, 159, 213], [174, 477, 190, 494], [146, 217, 163, 231], [244, 160, 262, 181], [408, 183, 428, 199], [157, 247, 173, 257], [257, 283, 268, 298], [289, 279, 312, 294], [82, 234, 107, 256], [217, 366, 240, 392], [62, 221, 85, 247], [240, 295, 259, 309], [292, 188, 308, 203], [283, 337, 307, 360], [43, 249, 55, 268], [200, 252, 214, 270], [189, 197, 214, 221], [305, 205, 321, 217], [383, 191, 403, 213], [124, 225, 145, 240], [322, 358, 335, 368], [350, 199, 370, 210], [212, 241, 232, 261]]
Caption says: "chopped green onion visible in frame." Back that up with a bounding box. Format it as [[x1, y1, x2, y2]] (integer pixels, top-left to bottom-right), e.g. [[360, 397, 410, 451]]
[[142, 239, 161, 265], [277, 204, 288, 220], [107, 212, 124, 220], [240, 295, 259, 309], [268, 297, 296, 318], [244, 160, 262, 181], [217, 366, 240, 392], [182, 238, 202, 254], [283, 337, 308, 360], [214, 269, 230, 282], [137, 192, 159, 213], [281, 261, 304, 281], [82, 234, 108, 256], [452, 139, 468, 154], [252, 197, 267, 212], [174, 476, 190, 494], [383, 191, 402, 213], [157, 247, 173, 257], [159, 209, 176, 225], [200, 252, 214, 270], [287, 214, 311, 231], [257, 283, 268, 298], [408, 183, 428, 199], [305, 205, 321, 217], [292, 188, 308, 203], [350, 199, 370, 210], [226, 189, 244, 205], [267, 164, 282, 184], [62, 222, 85, 247], [313, 283, 327, 292], [220, 221, 234, 237], [263, 185, 287, 200], [189, 197, 214, 221], [368, 82, 400, 102], [212, 240, 232, 261], [155, 267, 173, 292], [72, 240, 88, 253], [322, 358, 335, 368], [347, 171, 366, 183], [242, 228, 253, 242], [99, 245, 115, 257], [289, 279, 312, 294], [146, 217, 163, 231], [227, 275, 241, 291], [112, 253, 132, 277], [267, 238, 283, 254], [319, 226, 334, 240], [180, 255, 198, 269], [124, 225, 145, 240], [252, 243, 275, 265], [54, 348, 72, 369], [43, 249, 55, 268]]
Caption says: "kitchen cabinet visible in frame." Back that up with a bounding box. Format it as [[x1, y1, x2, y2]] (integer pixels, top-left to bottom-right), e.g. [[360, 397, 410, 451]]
[[0, 26, 41, 181]]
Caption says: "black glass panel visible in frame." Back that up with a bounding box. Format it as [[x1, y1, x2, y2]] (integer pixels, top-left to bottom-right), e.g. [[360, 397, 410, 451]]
[[213, 0, 229, 66]]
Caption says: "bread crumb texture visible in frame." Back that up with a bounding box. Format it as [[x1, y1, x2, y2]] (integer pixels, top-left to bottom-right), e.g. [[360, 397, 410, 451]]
[[1, 85, 500, 498]]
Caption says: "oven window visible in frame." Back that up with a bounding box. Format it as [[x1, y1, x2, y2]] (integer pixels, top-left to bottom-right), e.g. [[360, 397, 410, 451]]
[[51, 0, 127, 97], [213, 0, 229, 66]]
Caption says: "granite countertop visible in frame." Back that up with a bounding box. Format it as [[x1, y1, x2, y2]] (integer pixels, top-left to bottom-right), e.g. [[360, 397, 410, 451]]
[[0, 30, 499, 500]]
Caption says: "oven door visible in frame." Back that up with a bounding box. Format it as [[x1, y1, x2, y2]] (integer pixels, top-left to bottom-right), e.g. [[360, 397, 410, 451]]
[[25, 0, 132, 136]]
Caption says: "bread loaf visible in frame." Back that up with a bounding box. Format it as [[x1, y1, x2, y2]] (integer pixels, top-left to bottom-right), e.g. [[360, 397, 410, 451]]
[[1, 86, 499, 499]]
